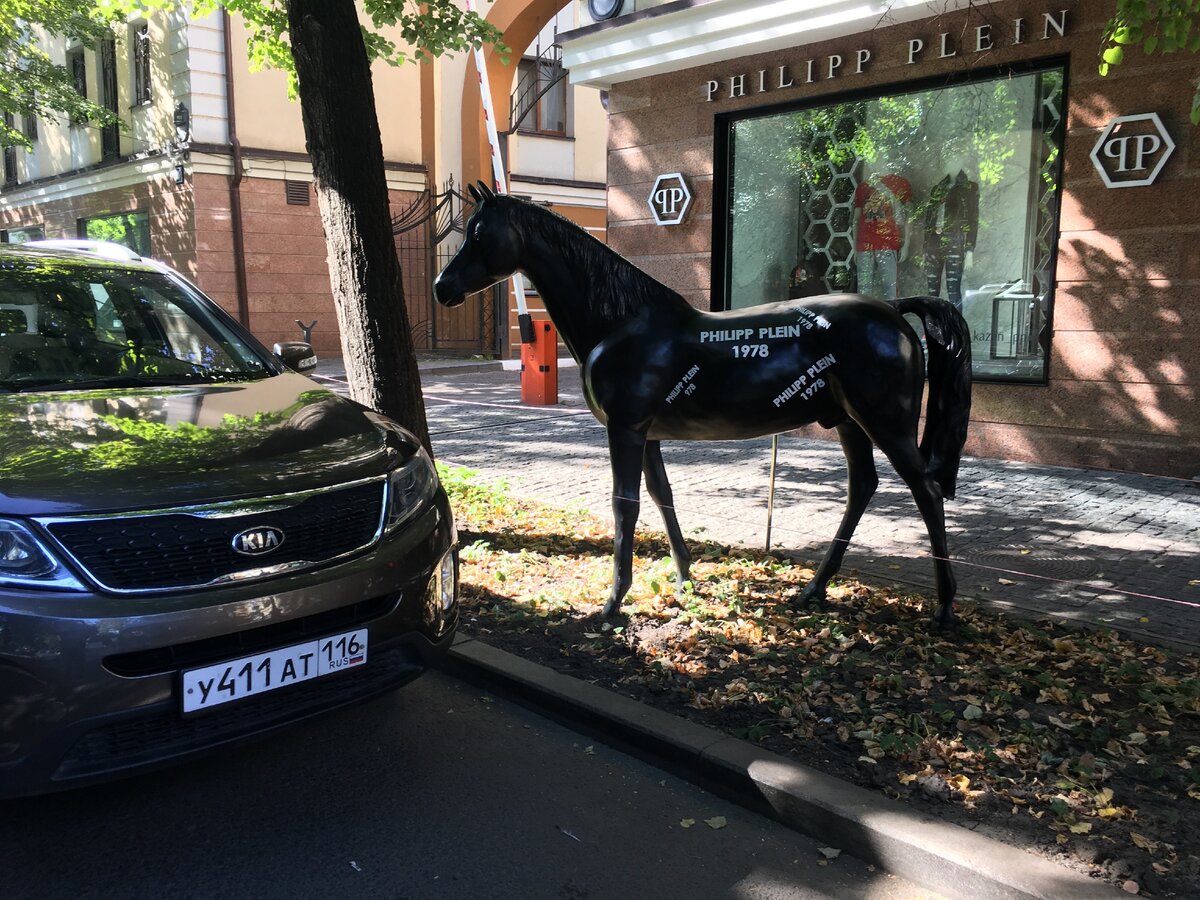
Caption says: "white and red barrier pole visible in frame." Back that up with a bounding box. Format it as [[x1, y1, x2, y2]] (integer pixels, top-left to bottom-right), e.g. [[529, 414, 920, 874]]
[[466, 1, 534, 344]]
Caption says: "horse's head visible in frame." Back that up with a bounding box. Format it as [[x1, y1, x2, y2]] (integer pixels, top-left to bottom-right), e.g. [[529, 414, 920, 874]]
[[434, 182, 523, 308]]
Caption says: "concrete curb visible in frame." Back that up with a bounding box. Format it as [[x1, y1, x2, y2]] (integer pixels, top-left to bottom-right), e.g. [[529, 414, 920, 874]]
[[440, 635, 1123, 900]]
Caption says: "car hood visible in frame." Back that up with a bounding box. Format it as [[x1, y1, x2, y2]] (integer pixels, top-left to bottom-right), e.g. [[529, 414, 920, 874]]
[[0, 374, 408, 516]]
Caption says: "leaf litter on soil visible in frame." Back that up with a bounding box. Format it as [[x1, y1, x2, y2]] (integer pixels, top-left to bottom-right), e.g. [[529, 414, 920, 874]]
[[439, 464, 1200, 895]]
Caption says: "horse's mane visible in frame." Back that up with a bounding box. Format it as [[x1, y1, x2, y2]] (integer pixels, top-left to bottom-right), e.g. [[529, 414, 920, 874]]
[[504, 197, 692, 323]]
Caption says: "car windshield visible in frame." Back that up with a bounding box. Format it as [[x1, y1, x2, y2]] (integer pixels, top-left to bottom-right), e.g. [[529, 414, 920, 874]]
[[0, 257, 271, 392]]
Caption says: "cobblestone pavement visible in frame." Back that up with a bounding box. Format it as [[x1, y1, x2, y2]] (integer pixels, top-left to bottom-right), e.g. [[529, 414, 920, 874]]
[[317, 361, 1200, 653]]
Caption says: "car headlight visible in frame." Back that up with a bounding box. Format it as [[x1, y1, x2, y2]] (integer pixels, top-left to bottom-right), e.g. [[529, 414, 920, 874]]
[[385, 447, 439, 533], [0, 519, 86, 590]]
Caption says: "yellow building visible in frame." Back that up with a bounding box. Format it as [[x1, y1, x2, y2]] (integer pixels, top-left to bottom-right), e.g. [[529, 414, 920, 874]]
[[0, 4, 607, 359]]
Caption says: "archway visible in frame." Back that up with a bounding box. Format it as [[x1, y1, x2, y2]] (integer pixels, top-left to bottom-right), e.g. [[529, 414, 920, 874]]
[[458, 0, 572, 193]]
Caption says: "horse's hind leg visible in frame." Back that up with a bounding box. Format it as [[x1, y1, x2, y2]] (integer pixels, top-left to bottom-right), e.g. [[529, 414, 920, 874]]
[[643, 440, 691, 589], [602, 426, 648, 619], [870, 431, 957, 629], [799, 420, 878, 605]]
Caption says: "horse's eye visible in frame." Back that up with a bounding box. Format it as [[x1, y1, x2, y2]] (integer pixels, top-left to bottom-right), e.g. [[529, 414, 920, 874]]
[[473, 223, 484, 240]]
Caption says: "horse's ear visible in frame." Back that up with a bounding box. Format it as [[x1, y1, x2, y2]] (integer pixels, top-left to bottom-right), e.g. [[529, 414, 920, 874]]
[[477, 180, 496, 202], [467, 183, 481, 203]]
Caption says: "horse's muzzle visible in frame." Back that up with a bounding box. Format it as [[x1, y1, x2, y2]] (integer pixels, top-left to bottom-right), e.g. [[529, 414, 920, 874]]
[[433, 274, 465, 308]]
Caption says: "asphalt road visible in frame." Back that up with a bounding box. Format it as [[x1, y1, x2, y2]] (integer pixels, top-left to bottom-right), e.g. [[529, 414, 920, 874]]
[[0, 672, 937, 900]]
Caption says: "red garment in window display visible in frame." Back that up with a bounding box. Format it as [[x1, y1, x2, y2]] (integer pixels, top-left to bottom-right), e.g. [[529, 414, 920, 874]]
[[853, 175, 913, 252]]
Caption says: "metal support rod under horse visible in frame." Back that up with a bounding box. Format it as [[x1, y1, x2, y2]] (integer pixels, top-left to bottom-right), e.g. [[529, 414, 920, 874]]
[[435, 183, 973, 628]]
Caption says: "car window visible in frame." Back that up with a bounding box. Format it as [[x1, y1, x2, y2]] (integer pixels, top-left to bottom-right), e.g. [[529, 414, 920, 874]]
[[0, 258, 272, 390]]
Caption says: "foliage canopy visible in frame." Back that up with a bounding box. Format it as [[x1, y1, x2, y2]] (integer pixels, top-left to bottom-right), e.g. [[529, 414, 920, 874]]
[[0, 0, 505, 148], [0, 2, 121, 148], [1100, 0, 1200, 123], [115, 0, 505, 95]]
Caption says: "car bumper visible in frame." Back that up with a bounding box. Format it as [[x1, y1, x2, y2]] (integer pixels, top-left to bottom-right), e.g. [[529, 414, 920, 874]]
[[0, 494, 456, 798]]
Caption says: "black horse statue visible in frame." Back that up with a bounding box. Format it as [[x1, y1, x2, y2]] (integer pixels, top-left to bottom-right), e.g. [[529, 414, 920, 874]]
[[435, 183, 972, 627]]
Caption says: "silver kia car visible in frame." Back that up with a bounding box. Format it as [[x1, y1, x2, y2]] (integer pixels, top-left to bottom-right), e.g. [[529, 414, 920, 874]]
[[0, 240, 457, 796]]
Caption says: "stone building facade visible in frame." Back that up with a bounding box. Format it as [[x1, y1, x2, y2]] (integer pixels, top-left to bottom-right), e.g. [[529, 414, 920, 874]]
[[563, 0, 1198, 477]]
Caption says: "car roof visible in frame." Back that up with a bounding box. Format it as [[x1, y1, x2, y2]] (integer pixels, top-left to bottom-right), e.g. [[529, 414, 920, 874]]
[[0, 240, 164, 275]]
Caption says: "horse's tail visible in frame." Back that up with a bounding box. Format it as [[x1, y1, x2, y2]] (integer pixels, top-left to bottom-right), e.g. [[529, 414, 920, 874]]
[[895, 296, 973, 500]]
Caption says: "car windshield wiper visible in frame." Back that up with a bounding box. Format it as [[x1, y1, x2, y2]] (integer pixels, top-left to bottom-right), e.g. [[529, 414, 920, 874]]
[[4, 372, 267, 392]]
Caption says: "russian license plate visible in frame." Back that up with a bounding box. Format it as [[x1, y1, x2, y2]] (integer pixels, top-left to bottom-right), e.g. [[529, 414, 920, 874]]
[[181, 630, 368, 713]]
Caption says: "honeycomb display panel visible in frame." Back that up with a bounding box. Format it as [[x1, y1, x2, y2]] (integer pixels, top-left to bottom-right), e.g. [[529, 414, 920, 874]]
[[721, 63, 1066, 383]]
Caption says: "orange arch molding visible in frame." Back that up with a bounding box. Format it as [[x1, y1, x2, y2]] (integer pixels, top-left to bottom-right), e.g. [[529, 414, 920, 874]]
[[460, 0, 566, 194]]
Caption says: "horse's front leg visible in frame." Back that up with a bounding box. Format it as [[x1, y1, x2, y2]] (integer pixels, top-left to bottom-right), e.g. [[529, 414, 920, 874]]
[[602, 425, 648, 619], [643, 440, 691, 589]]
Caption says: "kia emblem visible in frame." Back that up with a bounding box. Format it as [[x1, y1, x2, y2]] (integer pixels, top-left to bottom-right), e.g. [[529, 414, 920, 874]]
[[232, 526, 286, 556]]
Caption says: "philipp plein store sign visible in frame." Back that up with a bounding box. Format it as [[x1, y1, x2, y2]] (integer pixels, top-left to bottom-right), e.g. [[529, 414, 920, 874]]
[[703, 9, 1070, 103]]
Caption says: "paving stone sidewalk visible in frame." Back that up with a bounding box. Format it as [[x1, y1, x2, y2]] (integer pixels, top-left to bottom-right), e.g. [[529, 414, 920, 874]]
[[319, 360, 1200, 652]]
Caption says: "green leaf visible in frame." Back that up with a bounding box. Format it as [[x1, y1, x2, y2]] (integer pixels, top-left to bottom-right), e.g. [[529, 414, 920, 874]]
[[1102, 46, 1126, 65], [1144, 34, 1159, 54]]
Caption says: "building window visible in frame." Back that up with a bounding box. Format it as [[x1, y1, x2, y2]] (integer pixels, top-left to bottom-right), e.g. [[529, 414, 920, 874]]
[[99, 37, 119, 158], [22, 111, 37, 142], [67, 46, 87, 114], [515, 57, 567, 136], [1, 225, 45, 244], [720, 62, 1065, 384], [2, 113, 16, 187], [131, 22, 152, 105], [79, 211, 151, 257]]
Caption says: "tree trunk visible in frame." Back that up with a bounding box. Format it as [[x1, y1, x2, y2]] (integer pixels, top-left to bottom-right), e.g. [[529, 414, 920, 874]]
[[285, 0, 431, 453]]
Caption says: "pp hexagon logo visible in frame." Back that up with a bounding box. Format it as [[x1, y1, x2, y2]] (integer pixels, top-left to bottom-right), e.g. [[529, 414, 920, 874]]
[[648, 173, 692, 225], [1090, 113, 1175, 189]]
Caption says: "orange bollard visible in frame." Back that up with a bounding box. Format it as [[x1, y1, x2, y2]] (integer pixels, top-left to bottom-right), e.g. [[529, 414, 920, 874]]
[[520, 319, 558, 406]]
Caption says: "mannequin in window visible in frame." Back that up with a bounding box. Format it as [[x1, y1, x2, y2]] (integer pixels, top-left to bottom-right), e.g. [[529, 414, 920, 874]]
[[788, 247, 828, 298], [852, 168, 912, 299], [922, 168, 979, 311]]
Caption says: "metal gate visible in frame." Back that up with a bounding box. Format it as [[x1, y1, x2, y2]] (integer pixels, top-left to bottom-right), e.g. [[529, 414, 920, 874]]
[[393, 177, 502, 356]]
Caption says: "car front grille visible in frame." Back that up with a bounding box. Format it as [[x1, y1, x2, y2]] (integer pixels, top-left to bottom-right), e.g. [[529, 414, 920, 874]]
[[52, 646, 425, 782], [41, 479, 386, 593], [103, 591, 403, 677]]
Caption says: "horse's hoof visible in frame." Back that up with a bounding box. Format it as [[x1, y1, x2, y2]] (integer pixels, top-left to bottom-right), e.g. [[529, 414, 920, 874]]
[[601, 600, 622, 619], [797, 583, 826, 606], [934, 609, 956, 631]]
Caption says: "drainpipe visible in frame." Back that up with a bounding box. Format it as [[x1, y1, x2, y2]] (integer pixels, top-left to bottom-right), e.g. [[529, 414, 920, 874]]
[[222, 10, 251, 328]]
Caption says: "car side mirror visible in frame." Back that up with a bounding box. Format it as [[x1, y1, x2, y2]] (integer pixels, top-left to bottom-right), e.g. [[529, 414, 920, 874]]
[[273, 341, 318, 374]]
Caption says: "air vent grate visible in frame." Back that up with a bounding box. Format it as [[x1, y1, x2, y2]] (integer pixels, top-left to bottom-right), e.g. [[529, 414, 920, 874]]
[[284, 180, 311, 205]]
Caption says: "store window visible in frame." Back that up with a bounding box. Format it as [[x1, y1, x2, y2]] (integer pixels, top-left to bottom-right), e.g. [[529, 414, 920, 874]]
[[79, 211, 151, 257], [720, 63, 1065, 383], [1, 226, 45, 244]]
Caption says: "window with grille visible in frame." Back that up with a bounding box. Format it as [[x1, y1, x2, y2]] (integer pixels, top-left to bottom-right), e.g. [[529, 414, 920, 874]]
[[132, 23, 151, 105], [67, 47, 87, 124], [515, 58, 567, 136], [2, 113, 16, 187], [69, 49, 87, 97]]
